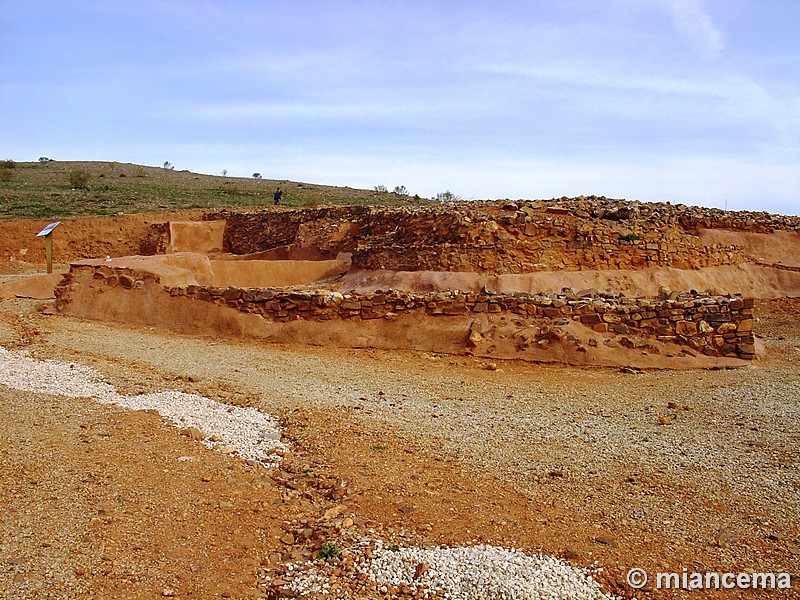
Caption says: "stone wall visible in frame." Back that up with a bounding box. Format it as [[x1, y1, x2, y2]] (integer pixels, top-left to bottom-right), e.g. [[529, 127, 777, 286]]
[[168, 286, 754, 359], [57, 262, 754, 361], [197, 200, 759, 275]]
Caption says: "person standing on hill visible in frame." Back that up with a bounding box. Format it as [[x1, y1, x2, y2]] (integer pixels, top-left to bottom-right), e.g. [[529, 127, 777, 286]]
[[273, 187, 282, 205]]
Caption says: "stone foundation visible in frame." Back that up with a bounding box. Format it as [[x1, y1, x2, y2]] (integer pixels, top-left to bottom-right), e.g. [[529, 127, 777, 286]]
[[55, 262, 757, 361]]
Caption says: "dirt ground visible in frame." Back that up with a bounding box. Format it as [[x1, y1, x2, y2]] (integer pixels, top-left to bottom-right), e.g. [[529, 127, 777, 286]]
[[0, 211, 797, 599], [0, 283, 798, 598]]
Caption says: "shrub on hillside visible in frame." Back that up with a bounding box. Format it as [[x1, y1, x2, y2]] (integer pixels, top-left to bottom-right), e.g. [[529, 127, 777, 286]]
[[67, 170, 91, 190]]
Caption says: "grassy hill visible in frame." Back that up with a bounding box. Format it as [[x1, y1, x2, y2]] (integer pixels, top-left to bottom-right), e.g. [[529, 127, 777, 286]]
[[0, 160, 428, 220]]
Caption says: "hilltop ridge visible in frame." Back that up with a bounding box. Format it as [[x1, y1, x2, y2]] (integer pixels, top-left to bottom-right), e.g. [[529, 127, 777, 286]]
[[1, 160, 797, 222]]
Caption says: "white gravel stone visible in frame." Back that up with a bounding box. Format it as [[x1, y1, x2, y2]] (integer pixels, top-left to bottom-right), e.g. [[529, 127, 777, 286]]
[[0, 346, 287, 467], [362, 544, 616, 600], [279, 543, 617, 599]]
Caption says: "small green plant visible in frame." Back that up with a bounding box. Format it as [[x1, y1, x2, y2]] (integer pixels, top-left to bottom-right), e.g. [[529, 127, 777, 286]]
[[619, 233, 641, 242], [319, 542, 340, 560], [388, 544, 400, 552], [371, 444, 387, 451], [67, 169, 91, 190]]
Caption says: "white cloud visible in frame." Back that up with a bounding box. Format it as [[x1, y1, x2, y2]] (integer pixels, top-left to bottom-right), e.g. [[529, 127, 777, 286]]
[[666, 0, 724, 59]]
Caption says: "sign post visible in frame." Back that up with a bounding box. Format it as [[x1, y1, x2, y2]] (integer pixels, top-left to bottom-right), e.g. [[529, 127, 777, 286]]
[[36, 222, 61, 274]]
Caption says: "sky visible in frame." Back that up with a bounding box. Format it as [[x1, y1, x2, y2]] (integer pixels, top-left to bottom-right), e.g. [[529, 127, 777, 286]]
[[1, 0, 799, 215]]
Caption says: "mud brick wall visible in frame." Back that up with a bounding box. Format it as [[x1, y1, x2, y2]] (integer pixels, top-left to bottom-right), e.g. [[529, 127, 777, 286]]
[[201, 201, 754, 275]]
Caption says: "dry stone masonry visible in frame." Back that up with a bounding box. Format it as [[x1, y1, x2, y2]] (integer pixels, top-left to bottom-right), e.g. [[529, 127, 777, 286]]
[[189, 197, 799, 275], [56, 263, 757, 360]]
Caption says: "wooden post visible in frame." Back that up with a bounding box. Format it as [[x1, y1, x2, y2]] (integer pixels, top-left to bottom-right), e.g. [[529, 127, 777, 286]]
[[45, 233, 53, 274], [36, 222, 61, 274]]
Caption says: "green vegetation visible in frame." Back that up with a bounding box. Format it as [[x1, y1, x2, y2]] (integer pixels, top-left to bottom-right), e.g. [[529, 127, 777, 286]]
[[67, 169, 91, 190], [0, 160, 432, 221], [318, 542, 340, 560], [619, 232, 641, 242]]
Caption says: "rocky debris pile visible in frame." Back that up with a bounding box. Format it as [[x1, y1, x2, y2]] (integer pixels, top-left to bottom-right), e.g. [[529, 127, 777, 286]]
[[0, 347, 287, 467], [266, 541, 616, 599], [511, 196, 800, 232]]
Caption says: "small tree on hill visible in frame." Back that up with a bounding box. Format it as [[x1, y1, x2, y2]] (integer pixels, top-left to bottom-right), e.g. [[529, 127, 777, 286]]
[[436, 190, 460, 202]]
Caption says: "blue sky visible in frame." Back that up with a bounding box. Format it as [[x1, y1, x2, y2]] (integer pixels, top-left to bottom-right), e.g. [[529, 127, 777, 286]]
[[2, 0, 798, 215]]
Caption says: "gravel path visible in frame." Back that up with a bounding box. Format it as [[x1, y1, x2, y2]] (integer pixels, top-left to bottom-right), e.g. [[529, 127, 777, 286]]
[[42, 319, 800, 513]]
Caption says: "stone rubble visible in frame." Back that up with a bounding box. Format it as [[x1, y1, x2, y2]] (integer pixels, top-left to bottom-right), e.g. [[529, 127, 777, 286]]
[[0, 346, 287, 467]]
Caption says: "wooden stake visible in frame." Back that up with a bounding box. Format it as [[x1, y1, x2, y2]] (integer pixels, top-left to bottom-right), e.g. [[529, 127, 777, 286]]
[[45, 233, 53, 274]]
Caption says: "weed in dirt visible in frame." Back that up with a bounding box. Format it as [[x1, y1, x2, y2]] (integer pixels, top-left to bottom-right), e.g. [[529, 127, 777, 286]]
[[319, 542, 340, 560]]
